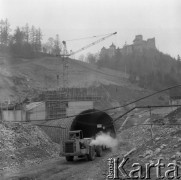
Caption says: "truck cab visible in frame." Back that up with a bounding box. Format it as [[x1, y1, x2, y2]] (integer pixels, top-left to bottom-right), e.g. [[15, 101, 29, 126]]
[[69, 130, 83, 140]]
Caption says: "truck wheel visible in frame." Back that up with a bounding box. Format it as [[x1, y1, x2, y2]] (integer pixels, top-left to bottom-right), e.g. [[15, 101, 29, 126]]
[[96, 145, 102, 157], [66, 156, 74, 161], [87, 146, 96, 161]]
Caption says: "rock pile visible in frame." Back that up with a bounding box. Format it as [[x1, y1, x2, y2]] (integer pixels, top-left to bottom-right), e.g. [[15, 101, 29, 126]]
[[0, 122, 59, 172]]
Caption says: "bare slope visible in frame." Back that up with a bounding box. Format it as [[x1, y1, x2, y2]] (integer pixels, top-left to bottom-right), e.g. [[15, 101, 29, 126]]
[[0, 55, 168, 107], [0, 56, 131, 101]]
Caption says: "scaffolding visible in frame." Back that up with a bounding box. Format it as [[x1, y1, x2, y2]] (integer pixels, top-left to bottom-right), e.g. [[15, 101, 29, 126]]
[[44, 88, 101, 119]]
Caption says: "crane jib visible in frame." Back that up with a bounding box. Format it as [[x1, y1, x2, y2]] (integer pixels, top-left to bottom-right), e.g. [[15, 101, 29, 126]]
[[62, 32, 117, 57]]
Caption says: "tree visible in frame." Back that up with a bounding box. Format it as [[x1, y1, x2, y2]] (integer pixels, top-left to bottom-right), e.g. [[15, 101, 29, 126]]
[[13, 27, 25, 45], [10, 26, 25, 55], [78, 54, 85, 61], [0, 18, 10, 46], [53, 34, 61, 55], [177, 55, 181, 61], [86, 53, 96, 64], [0, 19, 4, 45], [30, 25, 36, 51], [47, 37, 54, 54], [35, 28, 42, 52], [42, 43, 48, 53], [22, 23, 30, 43], [97, 52, 110, 68], [111, 49, 122, 69]]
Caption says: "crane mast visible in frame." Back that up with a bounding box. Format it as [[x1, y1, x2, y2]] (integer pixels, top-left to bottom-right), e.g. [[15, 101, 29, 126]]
[[61, 32, 117, 88]]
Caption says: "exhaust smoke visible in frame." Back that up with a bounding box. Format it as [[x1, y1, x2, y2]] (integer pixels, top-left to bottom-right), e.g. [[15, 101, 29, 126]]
[[90, 132, 118, 151]]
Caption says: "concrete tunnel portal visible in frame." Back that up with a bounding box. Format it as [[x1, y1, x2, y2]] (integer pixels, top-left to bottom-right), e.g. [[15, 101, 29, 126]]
[[70, 109, 116, 138]]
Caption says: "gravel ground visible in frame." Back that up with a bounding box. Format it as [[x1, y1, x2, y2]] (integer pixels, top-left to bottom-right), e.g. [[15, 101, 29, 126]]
[[0, 122, 60, 179]]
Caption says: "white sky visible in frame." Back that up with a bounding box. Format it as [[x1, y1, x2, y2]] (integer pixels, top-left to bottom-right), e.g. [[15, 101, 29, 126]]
[[0, 0, 181, 58]]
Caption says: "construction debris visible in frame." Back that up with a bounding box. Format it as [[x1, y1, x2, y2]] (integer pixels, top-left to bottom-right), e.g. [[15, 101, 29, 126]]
[[114, 107, 181, 179], [0, 122, 59, 173]]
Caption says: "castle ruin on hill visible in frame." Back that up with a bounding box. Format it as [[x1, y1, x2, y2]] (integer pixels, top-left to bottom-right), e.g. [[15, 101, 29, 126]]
[[100, 35, 156, 57]]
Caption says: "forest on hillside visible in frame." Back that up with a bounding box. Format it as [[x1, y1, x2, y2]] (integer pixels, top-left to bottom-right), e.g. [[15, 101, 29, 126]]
[[96, 48, 181, 91], [0, 18, 61, 58], [1, 18, 181, 92]]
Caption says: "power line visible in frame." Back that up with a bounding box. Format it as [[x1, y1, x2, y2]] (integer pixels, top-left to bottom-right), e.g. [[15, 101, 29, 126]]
[[65, 33, 113, 42], [113, 104, 181, 123], [118, 123, 181, 129]]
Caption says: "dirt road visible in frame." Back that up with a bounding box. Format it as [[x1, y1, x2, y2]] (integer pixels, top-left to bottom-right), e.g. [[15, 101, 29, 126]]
[[3, 150, 119, 180]]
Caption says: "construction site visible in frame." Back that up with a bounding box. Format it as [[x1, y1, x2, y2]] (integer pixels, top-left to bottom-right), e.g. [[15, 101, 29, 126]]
[[1, 0, 181, 179], [0, 30, 181, 179]]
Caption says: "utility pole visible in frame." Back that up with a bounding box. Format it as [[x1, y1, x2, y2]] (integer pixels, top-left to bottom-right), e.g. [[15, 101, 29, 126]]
[[56, 74, 59, 89], [62, 41, 69, 89], [62, 55, 68, 89], [125, 64, 127, 76]]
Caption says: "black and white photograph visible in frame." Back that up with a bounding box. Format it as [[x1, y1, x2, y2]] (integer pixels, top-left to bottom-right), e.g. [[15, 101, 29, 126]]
[[0, 0, 181, 179]]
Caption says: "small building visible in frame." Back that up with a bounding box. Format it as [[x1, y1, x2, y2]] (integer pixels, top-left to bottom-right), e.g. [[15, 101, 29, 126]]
[[25, 102, 46, 122], [0, 103, 25, 122], [1, 109, 26, 122], [169, 88, 181, 105]]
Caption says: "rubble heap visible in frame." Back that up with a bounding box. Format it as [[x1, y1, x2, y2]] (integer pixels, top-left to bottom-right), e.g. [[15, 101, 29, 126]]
[[116, 108, 181, 179], [0, 122, 59, 172]]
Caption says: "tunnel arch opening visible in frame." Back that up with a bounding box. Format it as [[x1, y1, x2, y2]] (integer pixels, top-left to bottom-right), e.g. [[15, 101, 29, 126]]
[[70, 109, 116, 138]]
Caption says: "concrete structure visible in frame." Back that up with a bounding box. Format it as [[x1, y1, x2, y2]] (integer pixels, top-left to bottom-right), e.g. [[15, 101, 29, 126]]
[[1, 110, 25, 122], [66, 101, 93, 116], [25, 102, 46, 121], [44, 88, 101, 119], [41, 109, 116, 143]]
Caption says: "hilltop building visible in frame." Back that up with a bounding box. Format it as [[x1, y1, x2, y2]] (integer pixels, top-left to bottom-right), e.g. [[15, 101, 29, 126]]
[[100, 35, 156, 57], [121, 35, 156, 55], [100, 43, 117, 58]]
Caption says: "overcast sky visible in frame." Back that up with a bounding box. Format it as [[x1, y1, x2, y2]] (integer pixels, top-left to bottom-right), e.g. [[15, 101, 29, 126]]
[[1, 0, 181, 58]]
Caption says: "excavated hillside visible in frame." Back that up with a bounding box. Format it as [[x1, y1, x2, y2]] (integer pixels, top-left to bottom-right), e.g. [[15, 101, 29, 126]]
[[0, 55, 127, 100], [92, 108, 181, 180], [0, 55, 180, 180], [0, 55, 168, 106]]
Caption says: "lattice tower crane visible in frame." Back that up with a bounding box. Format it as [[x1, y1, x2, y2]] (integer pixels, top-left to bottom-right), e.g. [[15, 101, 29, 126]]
[[61, 32, 117, 89]]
